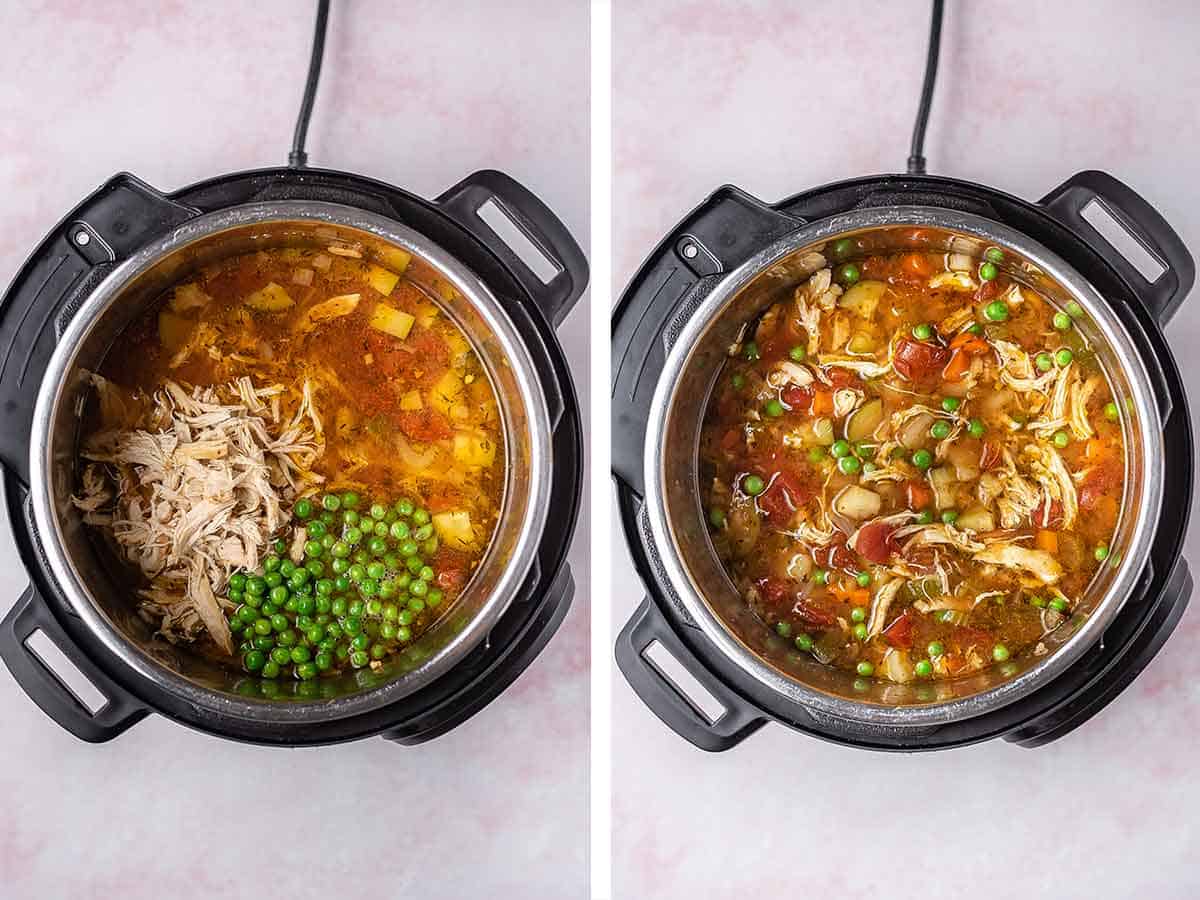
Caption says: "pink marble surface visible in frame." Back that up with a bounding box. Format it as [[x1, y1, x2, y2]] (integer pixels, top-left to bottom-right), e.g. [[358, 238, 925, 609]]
[[0, 2, 589, 898], [613, 2, 1200, 898]]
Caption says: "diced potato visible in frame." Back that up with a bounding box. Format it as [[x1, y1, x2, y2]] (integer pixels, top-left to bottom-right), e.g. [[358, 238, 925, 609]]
[[326, 242, 363, 258], [368, 302, 415, 340], [158, 310, 193, 352], [413, 299, 441, 329], [956, 505, 995, 533], [453, 432, 497, 467], [845, 399, 883, 442], [833, 485, 882, 520], [429, 370, 464, 416], [930, 466, 957, 509], [377, 245, 412, 275], [366, 264, 400, 297], [311, 253, 332, 271], [244, 282, 294, 312], [399, 390, 424, 411], [432, 510, 475, 550], [445, 331, 471, 365], [292, 267, 314, 286], [838, 280, 888, 318], [812, 417, 835, 446], [898, 411, 935, 448], [847, 332, 875, 354], [169, 282, 211, 313]]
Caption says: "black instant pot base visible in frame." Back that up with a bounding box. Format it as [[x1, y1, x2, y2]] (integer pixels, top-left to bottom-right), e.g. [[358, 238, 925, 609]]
[[0, 166, 585, 745], [613, 172, 1193, 751]]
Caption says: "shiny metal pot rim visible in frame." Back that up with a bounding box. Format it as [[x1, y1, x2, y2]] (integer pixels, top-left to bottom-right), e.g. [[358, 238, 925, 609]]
[[643, 205, 1164, 726], [30, 201, 553, 724]]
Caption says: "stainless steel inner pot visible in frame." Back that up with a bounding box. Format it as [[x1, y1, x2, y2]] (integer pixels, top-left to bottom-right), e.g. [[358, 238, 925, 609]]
[[644, 207, 1162, 725], [30, 201, 552, 722]]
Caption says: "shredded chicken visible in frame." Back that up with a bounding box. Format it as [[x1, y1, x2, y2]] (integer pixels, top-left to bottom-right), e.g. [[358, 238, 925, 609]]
[[975, 543, 1063, 584], [74, 376, 325, 652], [994, 340, 1057, 395], [867, 579, 905, 638]]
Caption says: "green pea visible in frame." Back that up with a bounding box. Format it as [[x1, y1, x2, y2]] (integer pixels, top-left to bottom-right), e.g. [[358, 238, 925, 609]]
[[348, 564, 366, 583], [1055, 348, 1073, 367], [351, 633, 370, 652], [341, 491, 360, 509], [1029, 595, 1047, 608], [427, 589, 444, 608], [305, 558, 324, 576], [406, 556, 424, 574], [850, 607, 866, 624], [321, 534, 336, 550], [1052, 431, 1070, 449], [941, 509, 959, 525], [344, 527, 363, 545], [775, 621, 792, 638], [930, 420, 951, 440], [330, 541, 351, 559], [742, 474, 765, 495], [835, 262, 860, 285], [364, 562, 384, 580], [992, 644, 1010, 662], [390, 520, 410, 541], [296, 662, 318, 680], [1035, 352, 1054, 372], [937, 610, 956, 624], [398, 609, 415, 626], [1066, 300, 1084, 318], [322, 493, 341, 512], [941, 396, 960, 413], [915, 659, 933, 677], [979, 261, 998, 281], [302, 540, 321, 558], [359, 580, 379, 597], [911, 448, 933, 470], [260, 661, 281, 679], [397, 626, 413, 642], [229, 572, 248, 591], [409, 580, 429, 599], [269, 585, 289, 604], [967, 322, 984, 336], [917, 509, 934, 525], [985, 247, 1004, 264], [807, 446, 826, 464], [319, 512, 334, 527], [254, 618, 273, 636], [856, 660, 875, 676], [1104, 402, 1120, 422], [731, 373, 746, 389], [348, 599, 364, 618], [369, 537, 389, 556], [832, 237, 854, 259], [413, 524, 434, 541], [247, 577, 267, 596], [983, 300, 1009, 321], [852, 623, 868, 641], [795, 634, 814, 652], [344, 616, 363, 636], [273, 538, 288, 555], [967, 418, 985, 439], [927, 641, 945, 657], [395, 498, 415, 517], [837, 456, 861, 475], [366, 503, 383, 520], [1049, 597, 1070, 613], [315, 652, 333, 671], [812, 570, 828, 586], [331, 558, 350, 576], [743, 341, 760, 361], [252, 635, 275, 651], [831, 439, 851, 458], [1053, 311, 1072, 331], [764, 399, 784, 418], [244, 650, 266, 672], [855, 571, 871, 587], [294, 499, 313, 519], [788, 345, 807, 362], [1094, 545, 1110, 561], [399, 539, 419, 557], [270, 646, 291, 666], [709, 507, 726, 529], [912, 322, 933, 340]]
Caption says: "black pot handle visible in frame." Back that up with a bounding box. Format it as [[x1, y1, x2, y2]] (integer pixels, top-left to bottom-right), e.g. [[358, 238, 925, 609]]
[[1040, 171, 1195, 326], [435, 170, 588, 328], [0, 586, 149, 742], [616, 597, 766, 752]]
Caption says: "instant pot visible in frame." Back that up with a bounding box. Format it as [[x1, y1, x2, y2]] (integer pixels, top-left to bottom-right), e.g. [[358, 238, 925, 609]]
[[613, 171, 1193, 751], [0, 165, 586, 745]]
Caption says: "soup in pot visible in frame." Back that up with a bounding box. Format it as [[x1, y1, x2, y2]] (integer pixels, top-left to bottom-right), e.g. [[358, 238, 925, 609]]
[[74, 239, 505, 681], [699, 237, 1125, 685]]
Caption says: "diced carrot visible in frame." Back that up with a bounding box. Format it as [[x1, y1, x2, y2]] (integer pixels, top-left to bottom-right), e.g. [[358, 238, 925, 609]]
[[1036, 529, 1059, 553], [948, 332, 990, 356], [949, 331, 974, 350], [849, 588, 870, 607], [1085, 438, 1107, 463], [942, 349, 971, 381], [811, 389, 834, 416]]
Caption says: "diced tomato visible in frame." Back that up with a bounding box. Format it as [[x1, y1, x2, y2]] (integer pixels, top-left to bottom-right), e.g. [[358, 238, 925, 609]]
[[893, 337, 949, 381], [781, 384, 814, 410], [903, 479, 933, 511], [1030, 498, 1065, 530], [975, 278, 1003, 303], [396, 408, 454, 442], [1079, 460, 1122, 511], [432, 547, 469, 591], [811, 389, 835, 416], [882, 611, 915, 649], [794, 599, 836, 628], [825, 368, 864, 390], [757, 471, 812, 527], [942, 349, 972, 382], [812, 536, 859, 573], [854, 522, 899, 564], [425, 487, 461, 513], [979, 441, 1002, 471], [756, 577, 793, 607]]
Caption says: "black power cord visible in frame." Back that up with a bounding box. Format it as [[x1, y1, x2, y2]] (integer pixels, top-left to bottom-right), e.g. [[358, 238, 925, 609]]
[[288, 0, 331, 168], [907, 0, 945, 175]]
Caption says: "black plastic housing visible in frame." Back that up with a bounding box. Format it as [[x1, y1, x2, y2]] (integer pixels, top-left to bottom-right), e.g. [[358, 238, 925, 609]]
[[613, 171, 1193, 752], [0, 166, 587, 745]]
